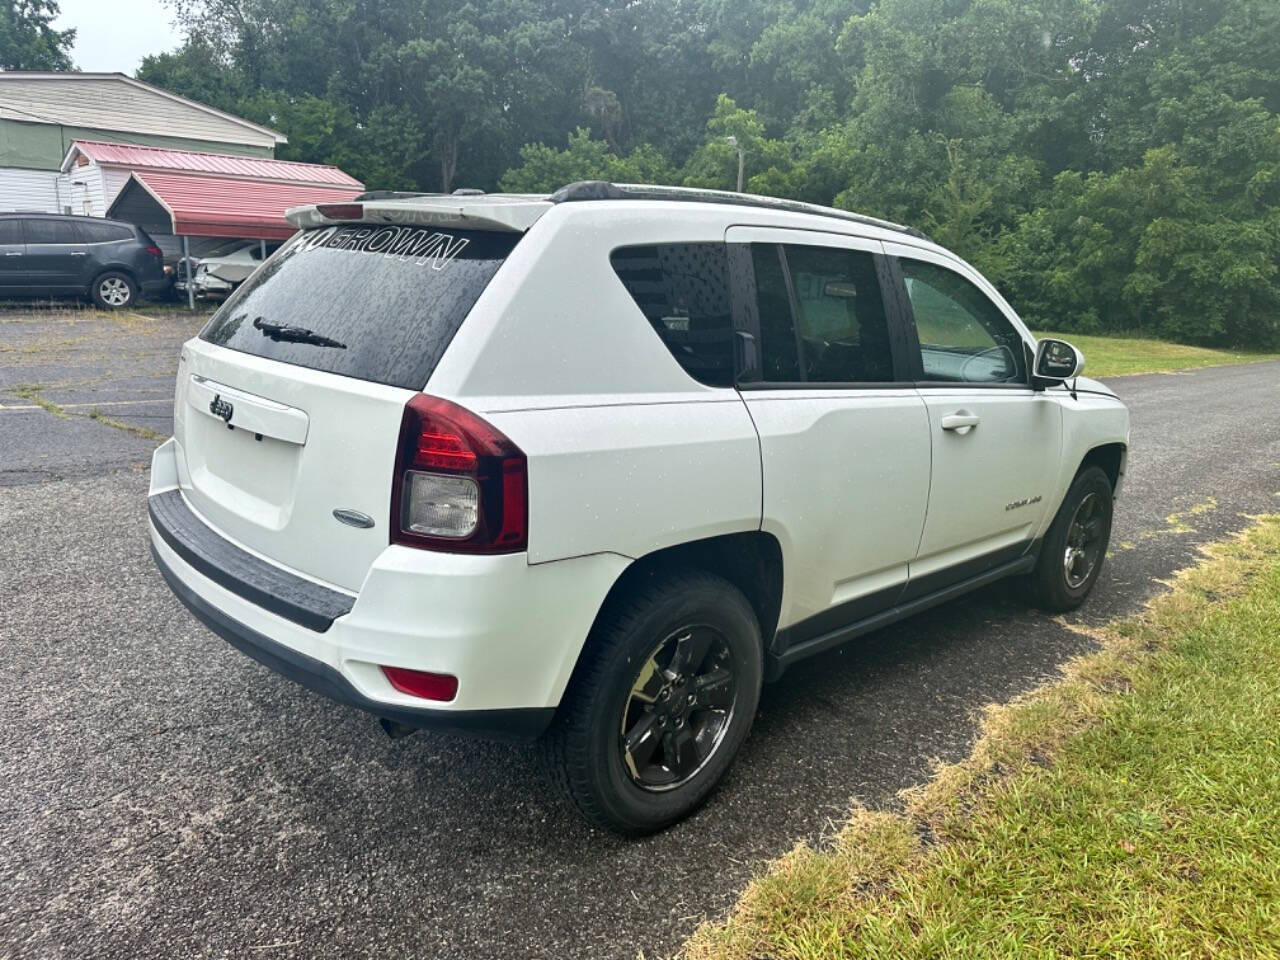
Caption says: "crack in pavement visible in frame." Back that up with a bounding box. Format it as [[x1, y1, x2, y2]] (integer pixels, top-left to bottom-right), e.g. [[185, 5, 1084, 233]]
[[8, 383, 168, 442]]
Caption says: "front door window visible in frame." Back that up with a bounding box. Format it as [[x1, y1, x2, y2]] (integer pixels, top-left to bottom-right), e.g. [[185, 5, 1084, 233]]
[[900, 259, 1026, 384]]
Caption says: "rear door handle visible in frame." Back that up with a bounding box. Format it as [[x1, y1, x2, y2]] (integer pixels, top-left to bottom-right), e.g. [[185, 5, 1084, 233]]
[[940, 412, 980, 432], [69, 251, 87, 256]]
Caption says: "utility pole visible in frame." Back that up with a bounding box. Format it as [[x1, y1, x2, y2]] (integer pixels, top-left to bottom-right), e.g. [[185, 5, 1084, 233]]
[[726, 135, 745, 192]]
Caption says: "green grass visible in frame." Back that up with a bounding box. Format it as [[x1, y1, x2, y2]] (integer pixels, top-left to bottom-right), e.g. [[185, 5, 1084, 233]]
[[1036, 331, 1280, 378], [683, 516, 1280, 960]]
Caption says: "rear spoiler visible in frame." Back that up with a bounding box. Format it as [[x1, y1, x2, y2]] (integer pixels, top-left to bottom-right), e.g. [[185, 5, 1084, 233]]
[[285, 196, 552, 234]]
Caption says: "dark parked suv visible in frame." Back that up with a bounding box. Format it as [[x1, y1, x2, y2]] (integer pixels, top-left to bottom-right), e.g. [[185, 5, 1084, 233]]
[[0, 213, 168, 309]]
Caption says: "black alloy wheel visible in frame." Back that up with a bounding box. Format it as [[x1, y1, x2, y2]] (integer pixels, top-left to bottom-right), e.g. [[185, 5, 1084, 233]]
[[1063, 491, 1106, 590], [619, 625, 738, 791], [1029, 465, 1114, 612]]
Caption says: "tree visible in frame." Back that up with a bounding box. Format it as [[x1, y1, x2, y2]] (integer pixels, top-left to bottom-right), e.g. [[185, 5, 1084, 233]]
[[583, 86, 623, 152], [681, 94, 792, 192], [499, 128, 673, 193], [1, 0, 75, 71]]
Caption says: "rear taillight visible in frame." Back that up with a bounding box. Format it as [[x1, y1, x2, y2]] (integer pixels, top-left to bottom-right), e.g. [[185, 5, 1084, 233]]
[[145, 244, 162, 258], [390, 394, 527, 553]]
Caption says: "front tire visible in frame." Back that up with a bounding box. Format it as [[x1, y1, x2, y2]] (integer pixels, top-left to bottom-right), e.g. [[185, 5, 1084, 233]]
[[91, 271, 137, 310], [542, 571, 763, 834], [1029, 466, 1114, 612]]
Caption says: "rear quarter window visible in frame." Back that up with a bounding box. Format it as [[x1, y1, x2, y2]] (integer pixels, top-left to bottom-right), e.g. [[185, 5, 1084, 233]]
[[610, 243, 735, 388], [79, 221, 134, 243], [200, 225, 519, 390]]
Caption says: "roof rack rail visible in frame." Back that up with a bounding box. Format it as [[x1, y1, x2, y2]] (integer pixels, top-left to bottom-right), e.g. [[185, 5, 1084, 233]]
[[549, 181, 931, 242]]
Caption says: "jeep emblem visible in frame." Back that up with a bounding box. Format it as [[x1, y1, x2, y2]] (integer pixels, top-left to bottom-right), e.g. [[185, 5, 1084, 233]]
[[209, 394, 234, 423]]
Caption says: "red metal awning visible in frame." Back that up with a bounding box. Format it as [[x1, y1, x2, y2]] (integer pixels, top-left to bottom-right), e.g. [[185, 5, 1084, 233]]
[[67, 139, 363, 188], [124, 171, 362, 240]]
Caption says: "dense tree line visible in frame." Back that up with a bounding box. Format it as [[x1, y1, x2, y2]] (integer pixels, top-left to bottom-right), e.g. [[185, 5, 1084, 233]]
[[8, 0, 1277, 345]]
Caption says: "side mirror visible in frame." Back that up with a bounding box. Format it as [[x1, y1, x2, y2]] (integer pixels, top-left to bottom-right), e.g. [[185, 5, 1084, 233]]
[[1033, 338, 1084, 384]]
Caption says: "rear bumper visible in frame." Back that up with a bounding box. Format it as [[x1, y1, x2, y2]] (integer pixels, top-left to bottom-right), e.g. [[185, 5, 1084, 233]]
[[193, 276, 233, 297], [141, 278, 171, 298], [147, 438, 628, 736], [151, 542, 554, 739]]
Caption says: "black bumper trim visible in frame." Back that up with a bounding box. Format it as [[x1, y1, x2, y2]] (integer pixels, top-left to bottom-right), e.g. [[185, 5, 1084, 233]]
[[152, 543, 556, 741], [148, 489, 354, 632]]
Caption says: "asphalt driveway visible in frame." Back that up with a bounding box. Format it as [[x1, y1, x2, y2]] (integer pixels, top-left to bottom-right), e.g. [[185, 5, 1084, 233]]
[[2, 307, 1278, 959]]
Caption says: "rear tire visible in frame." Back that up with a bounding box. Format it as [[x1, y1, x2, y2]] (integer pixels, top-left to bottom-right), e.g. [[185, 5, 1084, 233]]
[[91, 271, 136, 310], [1029, 466, 1114, 612], [541, 570, 763, 834]]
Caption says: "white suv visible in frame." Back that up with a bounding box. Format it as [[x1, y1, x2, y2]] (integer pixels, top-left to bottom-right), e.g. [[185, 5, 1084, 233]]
[[148, 182, 1129, 833]]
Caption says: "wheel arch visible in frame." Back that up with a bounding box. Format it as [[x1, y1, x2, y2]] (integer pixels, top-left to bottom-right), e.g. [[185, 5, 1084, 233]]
[[1079, 441, 1127, 494], [582, 530, 784, 663]]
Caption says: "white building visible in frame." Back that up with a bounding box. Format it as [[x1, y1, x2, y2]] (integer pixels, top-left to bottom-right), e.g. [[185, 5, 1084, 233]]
[[0, 72, 285, 214]]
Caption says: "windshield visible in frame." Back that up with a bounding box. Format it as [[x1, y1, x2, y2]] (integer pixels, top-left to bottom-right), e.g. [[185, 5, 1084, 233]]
[[199, 225, 520, 390]]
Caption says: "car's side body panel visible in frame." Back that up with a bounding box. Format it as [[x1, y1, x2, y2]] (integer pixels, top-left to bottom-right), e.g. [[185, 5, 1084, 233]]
[[909, 387, 1062, 575], [1040, 381, 1132, 533], [487, 398, 762, 566], [745, 387, 932, 633]]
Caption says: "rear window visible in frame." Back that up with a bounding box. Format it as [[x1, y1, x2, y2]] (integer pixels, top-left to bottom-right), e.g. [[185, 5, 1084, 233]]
[[200, 225, 519, 390]]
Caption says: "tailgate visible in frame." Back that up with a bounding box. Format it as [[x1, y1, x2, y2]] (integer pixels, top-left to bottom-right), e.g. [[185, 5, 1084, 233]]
[[169, 222, 522, 593], [174, 342, 411, 592]]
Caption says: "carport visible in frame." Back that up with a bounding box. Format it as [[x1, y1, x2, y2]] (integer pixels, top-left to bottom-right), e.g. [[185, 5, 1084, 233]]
[[102, 149, 363, 308]]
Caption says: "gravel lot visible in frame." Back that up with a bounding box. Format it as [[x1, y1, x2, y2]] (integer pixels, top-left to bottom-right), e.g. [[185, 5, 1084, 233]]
[[2, 305, 1278, 960]]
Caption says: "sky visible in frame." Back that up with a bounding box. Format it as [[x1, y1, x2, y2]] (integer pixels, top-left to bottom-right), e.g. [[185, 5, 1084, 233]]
[[53, 0, 185, 74]]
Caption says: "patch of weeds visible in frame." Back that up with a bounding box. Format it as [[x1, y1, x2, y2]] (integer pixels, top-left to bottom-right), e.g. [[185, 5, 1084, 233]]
[[85, 408, 167, 443], [9, 383, 69, 419], [8, 383, 166, 443]]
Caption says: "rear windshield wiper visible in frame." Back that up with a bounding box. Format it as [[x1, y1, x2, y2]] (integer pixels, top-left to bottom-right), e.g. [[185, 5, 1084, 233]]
[[253, 316, 347, 349]]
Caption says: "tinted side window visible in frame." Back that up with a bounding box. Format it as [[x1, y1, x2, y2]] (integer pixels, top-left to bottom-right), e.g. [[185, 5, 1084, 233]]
[[0, 220, 23, 244], [79, 221, 134, 243], [900, 259, 1026, 384], [25, 219, 81, 244], [611, 243, 735, 387], [750, 243, 895, 384], [25, 220, 81, 244]]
